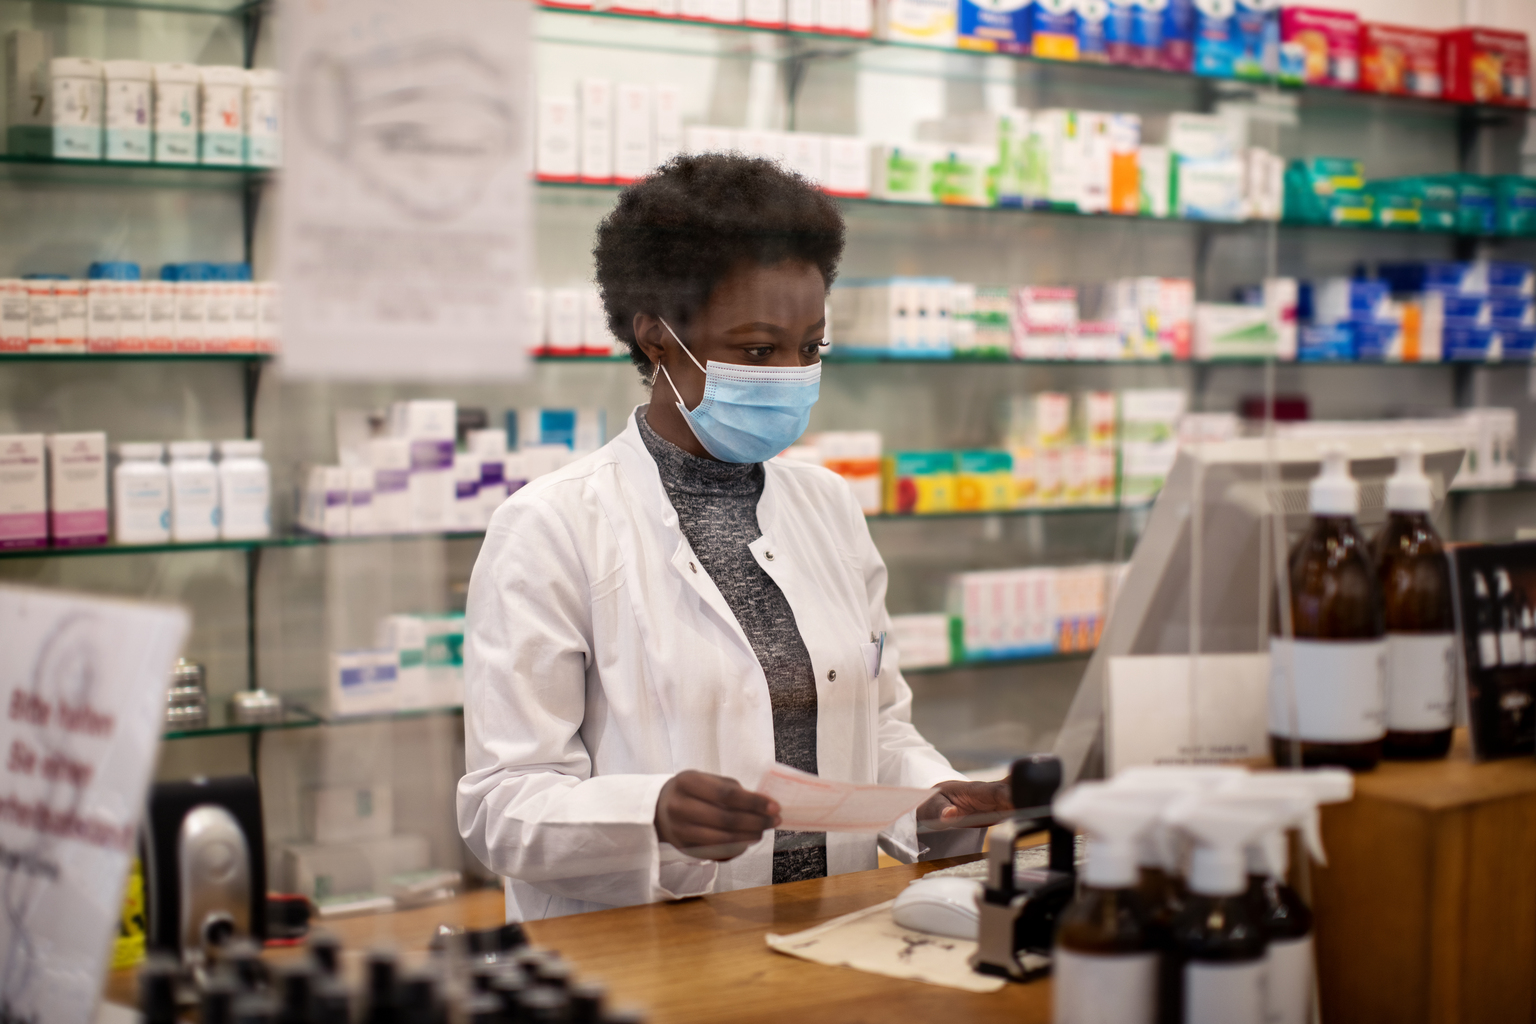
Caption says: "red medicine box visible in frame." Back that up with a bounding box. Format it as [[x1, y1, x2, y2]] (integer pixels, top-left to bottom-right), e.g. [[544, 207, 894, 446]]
[[1280, 7, 1361, 89], [1360, 23, 1443, 98], [1443, 27, 1531, 106]]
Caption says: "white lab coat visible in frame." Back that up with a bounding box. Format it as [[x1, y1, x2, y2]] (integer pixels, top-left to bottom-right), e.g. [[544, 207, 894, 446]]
[[457, 408, 979, 922]]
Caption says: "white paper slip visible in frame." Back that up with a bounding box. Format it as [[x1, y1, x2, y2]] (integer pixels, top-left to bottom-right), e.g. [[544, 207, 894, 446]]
[[757, 763, 935, 832]]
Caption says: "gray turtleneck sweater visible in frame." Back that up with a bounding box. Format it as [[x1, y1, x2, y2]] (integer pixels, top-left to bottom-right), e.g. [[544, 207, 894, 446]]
[[637, 408, 827, 884]]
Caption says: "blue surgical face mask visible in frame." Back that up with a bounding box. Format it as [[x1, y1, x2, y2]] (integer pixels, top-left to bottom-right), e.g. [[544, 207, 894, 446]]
[[655, 318, 821, 464]]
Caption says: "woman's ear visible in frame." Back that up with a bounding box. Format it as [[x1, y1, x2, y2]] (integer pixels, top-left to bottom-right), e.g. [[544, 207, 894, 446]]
[[634, 313, 668, 368]]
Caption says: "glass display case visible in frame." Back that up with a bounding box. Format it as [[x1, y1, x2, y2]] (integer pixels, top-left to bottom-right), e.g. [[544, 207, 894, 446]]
[[2, 0, 1533, 914]]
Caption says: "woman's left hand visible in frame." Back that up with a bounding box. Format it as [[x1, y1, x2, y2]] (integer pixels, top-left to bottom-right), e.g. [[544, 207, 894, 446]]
[[916, 780, 1013, 831]]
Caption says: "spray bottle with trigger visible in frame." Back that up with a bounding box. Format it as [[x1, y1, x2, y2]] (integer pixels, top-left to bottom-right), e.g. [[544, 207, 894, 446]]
[[1050, 783, 1167, 1024], [1163, 799, 1275, 1024], [1218, 769, 1354, 1024]]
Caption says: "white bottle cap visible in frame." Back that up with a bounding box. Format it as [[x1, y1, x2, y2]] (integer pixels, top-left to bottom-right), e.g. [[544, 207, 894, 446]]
[[118, 442, 164, 461], [168, 440, 213, 461], [1309, 447, 1358, 517], [1385, 444, 1432, 513], [1053, 783, 1163, 890], [218, 439, 263, 459], [1166, 798, 1273, 897]]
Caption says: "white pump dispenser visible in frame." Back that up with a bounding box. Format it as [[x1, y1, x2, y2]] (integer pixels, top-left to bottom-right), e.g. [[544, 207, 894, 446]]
[[1167, 799, 1272, 898], [1309, 447, 1358, 517], [1385, 443, 1432, 513], [1219, 768, 1353, 868], [1110, 766, 1251, 878]]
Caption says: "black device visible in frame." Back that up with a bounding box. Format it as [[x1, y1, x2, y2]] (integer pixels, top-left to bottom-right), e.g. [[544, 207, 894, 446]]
[[969, 753, 1077, 982], [145, 775, 268, 956]]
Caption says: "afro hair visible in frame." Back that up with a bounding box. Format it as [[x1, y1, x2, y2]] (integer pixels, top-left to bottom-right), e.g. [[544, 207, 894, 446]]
[[592, 152, 845, 376]]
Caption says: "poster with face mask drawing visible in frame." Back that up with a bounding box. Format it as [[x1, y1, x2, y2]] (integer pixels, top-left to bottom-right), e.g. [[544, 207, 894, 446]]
[[277, 0, 532, 380], [0, 585, 187, 1024]]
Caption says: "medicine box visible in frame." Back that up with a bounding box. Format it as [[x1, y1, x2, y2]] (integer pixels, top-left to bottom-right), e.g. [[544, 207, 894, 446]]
[[1075, 0, 1107, 63], [345, 466, 374, 536], [882, 451, 956, 515], [328, 649, 399, 717], [46, 432, 108, 547], [870, 144, 938, 203], [1030, 0, 1079, 60], [152, 63, 198, 163], [367, 438, 412, 535], [510, 407, 606, 452], [579, 78, 614, 183], [653, 84, 683, 165], [103, 60, 151, 162], [888, 613, 953, 670], [814, 430, 883, 515], [6, 30, 52, 157], [389, 400, 456, 532], [1278, 6, 1359, 89], [955, 450, 1013, 511], [0, 434, 47, 550], [1193, 302, 1279, 360], [50, 57, 102, 160], [877, 0, 958, 47], [199, 66, 247, 165], [377, 614, 431, 710], [244, 69, 282, 167], [1442, 28, 1530, 107], [612, 83, 653, 184], [824, 136, 871, 197], [0, 280, 26, 352], [1360, 23, 1442, 98], [301, 465, 349, 536], [53, 280, 86, 353], [957, 0, 1029, 53], [422, 613, 466, 707], [1011, 286, 1077, 360]]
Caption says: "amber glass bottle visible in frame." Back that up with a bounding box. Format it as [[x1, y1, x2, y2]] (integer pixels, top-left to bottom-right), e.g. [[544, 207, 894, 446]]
[[1372, 448, 1455, 760], [1270, 450, 1386, 771]]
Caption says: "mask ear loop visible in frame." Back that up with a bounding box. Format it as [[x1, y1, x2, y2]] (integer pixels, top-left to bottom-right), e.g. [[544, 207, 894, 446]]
[[655, 317, 708, 411]]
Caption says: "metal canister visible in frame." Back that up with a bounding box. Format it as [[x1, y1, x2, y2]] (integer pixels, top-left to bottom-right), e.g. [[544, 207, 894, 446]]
[[165, 658, 208, 728]]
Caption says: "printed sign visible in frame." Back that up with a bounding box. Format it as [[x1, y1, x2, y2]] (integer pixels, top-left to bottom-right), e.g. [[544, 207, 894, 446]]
[[278, 0, 533, 380], [0, 585, 187, 1024]]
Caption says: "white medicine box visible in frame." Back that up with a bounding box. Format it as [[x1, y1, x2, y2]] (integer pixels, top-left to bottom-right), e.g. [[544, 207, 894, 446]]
[[152, 63, 199, 163], [199, 65, 246, 165], [50, 57, 103, 161], [0, 434, 47, 550], [103, 60, 151, 162]]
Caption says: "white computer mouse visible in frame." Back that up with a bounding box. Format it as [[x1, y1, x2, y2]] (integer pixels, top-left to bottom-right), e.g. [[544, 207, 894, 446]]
[[891, 876, 983, 940]]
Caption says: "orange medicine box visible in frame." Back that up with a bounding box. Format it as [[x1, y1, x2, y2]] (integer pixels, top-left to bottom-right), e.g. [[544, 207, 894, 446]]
[[1442, 27, 1531, 107], [1361, 23, 1444, 98]]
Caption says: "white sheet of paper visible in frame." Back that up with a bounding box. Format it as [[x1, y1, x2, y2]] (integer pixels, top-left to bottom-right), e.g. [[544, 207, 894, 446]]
[[0, 585, 188, 1024], [1105, 653, 1270, 774], [277, 0, 532, 379], [756, 763, 935, 833]]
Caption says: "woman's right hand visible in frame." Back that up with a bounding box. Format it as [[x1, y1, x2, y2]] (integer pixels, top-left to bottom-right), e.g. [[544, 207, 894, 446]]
[[654, 770, 782, 861]]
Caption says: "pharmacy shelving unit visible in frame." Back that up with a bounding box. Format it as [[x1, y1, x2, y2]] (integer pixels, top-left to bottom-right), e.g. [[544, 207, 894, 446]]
[[4, 0, 1535, 892]]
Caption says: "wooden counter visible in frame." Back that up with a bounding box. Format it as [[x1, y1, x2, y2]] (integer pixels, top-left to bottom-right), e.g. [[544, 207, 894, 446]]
[[109, 857, 1053, 1024], [1311, 730, 1536, 1024]]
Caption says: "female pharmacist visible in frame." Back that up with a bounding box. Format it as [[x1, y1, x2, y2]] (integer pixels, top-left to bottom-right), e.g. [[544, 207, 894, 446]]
[[457, 154, 1011, 921]]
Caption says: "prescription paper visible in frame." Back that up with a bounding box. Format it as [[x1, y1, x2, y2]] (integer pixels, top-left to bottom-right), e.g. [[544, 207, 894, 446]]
[[757, 763, 935, 833], [766, 898, 1007, 993]]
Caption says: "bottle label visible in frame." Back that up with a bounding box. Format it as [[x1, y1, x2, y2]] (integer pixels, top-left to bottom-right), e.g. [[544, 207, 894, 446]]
[[1386, 633, 1456, 732], [1052, 948, 1156, 1024], [1479, 633, 1499, 669], [1501, 630, 1523, 666], [1265, 935, 1313, 1024], [1268, 638, 1386, 743], [1183, 959, 1265, 1024]]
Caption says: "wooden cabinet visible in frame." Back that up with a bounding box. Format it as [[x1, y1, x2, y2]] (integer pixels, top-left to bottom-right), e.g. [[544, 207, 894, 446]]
[[1312, 731, 1536, 1024]]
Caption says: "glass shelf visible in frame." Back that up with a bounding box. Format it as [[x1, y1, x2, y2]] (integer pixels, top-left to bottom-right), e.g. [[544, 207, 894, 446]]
[[162, 701, 464, 741], [1, 352, 272, 363], [869, 506, 1125, 522], [0, 153, 271, 188], [536, 4, 1527, 117], [536, 180, 1526, 242], [537, 352, 1533, 369], [0, 530, 487, 561], [903, 649, 1093, 675], [26, 0, 257, 15]]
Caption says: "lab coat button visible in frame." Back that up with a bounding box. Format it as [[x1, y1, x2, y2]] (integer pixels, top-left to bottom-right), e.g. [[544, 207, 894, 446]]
[[689, 562, 697, 573], [828, 669, 836, 681], [765, 551, 775, 560]]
